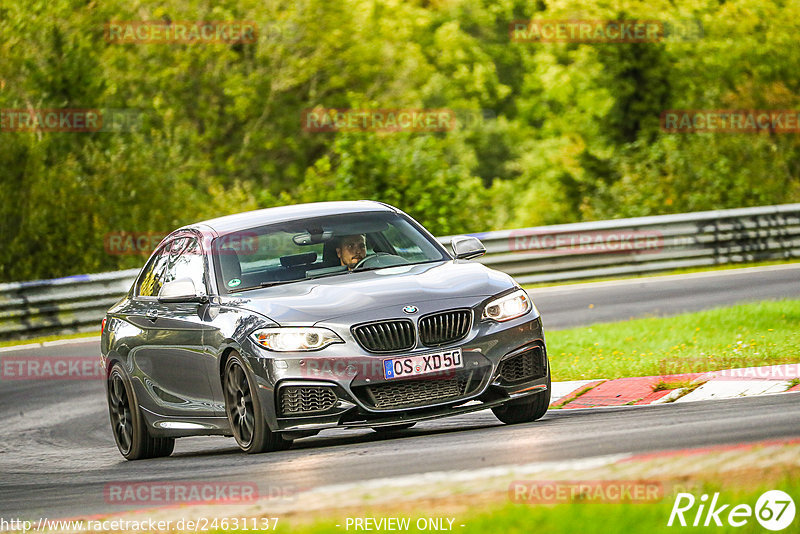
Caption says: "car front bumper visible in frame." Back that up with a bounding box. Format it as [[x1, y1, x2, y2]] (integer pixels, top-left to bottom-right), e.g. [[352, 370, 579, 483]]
[[245, 309, 549, 433]]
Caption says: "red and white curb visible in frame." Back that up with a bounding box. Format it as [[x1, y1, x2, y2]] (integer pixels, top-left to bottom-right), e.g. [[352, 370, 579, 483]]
[[549, 364, 800, 409]]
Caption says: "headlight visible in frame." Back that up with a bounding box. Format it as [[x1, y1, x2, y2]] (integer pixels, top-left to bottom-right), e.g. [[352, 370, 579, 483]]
[[482, 289, 532, 322], [251, 327, 343, 351]]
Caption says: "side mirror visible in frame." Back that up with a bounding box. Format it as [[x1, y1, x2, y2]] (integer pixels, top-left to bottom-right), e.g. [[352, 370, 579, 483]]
[[450, 236, 486, 260], [158, 278, 205, 303]]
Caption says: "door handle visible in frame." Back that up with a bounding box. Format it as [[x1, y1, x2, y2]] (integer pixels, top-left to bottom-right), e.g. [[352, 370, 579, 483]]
[[146, 309, 158, 321]]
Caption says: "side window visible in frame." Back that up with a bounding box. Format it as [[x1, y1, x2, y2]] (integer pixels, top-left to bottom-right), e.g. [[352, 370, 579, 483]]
[[136, 244, 171, 297], [162, 238, 207, 295]]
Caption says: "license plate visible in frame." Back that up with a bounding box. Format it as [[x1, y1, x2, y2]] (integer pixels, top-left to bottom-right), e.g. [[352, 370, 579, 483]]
[[383, 348, 463, 380]]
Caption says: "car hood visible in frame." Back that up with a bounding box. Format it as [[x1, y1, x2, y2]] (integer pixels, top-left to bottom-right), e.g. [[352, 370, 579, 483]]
[[225, 260, 516, 325]]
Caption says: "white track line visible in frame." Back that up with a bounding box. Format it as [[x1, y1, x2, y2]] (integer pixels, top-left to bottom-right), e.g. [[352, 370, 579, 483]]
[[0, 336, 100, 352], [530, 263, 800, 294], [42, 337, 100, 347], [0, 343, 42, 353]]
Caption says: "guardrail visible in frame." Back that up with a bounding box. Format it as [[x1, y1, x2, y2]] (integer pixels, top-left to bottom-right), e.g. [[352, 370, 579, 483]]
[[2, 204, 799, 340], [442, 203, 800, 285], [0, 269, 140, 340]]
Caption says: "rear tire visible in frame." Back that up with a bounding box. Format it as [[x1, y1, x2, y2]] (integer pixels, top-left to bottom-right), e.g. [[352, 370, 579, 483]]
[[107, 364, 175, 460], [223, 352, 291, 454], [492, 376, 551, 425]]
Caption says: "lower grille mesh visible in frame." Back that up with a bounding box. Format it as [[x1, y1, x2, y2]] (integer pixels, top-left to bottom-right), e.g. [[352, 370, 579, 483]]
[[279, 386, 337, 415], [499, 345, 546, 382], [361, 374, 471, 409]]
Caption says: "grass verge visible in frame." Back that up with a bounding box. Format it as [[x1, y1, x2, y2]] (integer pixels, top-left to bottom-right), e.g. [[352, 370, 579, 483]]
[[546, 299, 800, 381], [426, 479, 797, 534], [250, 472, 799, 534]]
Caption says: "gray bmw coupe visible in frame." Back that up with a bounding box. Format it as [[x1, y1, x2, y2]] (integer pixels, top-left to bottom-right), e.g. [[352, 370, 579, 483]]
[[101, 201, 550, 459]]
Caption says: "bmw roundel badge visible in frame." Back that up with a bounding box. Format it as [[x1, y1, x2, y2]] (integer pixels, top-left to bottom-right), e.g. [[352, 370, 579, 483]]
[[402, 305, 418, 314]]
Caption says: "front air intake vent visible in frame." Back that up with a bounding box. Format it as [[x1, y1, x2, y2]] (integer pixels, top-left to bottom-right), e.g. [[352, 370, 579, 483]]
[[279, 386, 337, 415], [498, 344, 547, 383]]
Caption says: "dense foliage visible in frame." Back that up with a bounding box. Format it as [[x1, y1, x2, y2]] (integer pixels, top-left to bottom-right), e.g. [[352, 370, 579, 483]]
[[1, 0, 799, 281]]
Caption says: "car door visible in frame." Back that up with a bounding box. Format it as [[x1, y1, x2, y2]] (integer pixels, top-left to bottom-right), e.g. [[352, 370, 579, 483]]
[[132, 236, 219, 418], [122, 240, 172, 413]]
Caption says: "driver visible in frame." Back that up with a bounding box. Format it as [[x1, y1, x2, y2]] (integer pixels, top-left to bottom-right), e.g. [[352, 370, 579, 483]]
[[336, 234, 367, 270]]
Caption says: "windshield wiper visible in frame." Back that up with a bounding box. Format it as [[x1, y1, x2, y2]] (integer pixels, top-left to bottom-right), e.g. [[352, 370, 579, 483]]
[[349, 265, 385, 273], [228, 280, 297, 292], [351, 259, 441, 273], [258, 280, 300, 288], [306, 271, 349, 281], [229, 271, 349, 293]]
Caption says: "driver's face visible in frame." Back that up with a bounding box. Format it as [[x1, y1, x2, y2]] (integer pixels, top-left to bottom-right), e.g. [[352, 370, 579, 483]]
[[337, 235, 367, 270]]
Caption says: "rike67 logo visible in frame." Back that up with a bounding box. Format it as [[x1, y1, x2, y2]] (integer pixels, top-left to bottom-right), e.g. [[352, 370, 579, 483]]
[[668, 490, 796, 530]]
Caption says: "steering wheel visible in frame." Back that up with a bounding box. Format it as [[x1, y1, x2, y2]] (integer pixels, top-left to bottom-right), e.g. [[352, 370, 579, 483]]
[[353, 252, 406, 271]]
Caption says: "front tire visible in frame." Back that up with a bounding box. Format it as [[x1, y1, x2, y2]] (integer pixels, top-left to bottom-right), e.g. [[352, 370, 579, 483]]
[[223, 352, 291, 454], [492, 376, 551, 425], [107, 364, 175, 460]]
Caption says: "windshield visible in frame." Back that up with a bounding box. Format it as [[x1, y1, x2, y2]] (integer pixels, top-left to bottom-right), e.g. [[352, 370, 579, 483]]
[[211, 211, 448, 293]]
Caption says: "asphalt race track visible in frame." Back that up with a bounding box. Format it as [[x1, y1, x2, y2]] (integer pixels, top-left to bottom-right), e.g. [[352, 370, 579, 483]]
[[1, 265, 799, 519]]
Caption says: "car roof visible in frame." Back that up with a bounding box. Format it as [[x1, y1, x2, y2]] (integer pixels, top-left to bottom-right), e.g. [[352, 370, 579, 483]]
[[182, 200, 398, 235]]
